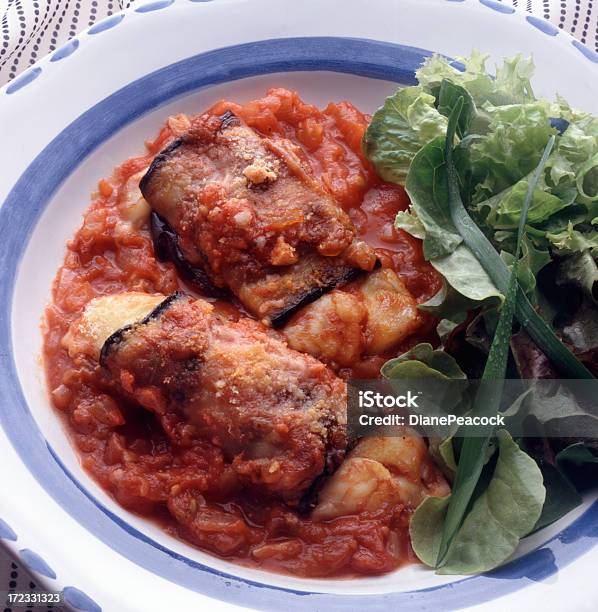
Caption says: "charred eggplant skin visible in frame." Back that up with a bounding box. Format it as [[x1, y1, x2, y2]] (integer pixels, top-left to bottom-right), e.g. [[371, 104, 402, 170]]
[[269, 266, 366, 328], [218, 110, 240, 130], [150, 212, 227, 298], [99, 292, 182, 367], [139, 138, 183, 196]]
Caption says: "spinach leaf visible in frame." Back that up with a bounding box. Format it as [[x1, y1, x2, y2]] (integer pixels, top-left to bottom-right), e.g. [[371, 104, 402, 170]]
[[435, 80, 478, 139], [532, 463, 581, 531], [422, 245, 503, 319], [556, 442, 598, 468]]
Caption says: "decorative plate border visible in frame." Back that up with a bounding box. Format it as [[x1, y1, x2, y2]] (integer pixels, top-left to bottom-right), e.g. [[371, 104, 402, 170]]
[[3, 0, 598, 97], [1, 2, 598, 609], [2, 36, 598, 611]]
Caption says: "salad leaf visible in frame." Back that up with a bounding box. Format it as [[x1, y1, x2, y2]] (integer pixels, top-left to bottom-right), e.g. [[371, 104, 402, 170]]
[[363, 88, 448, 185], [428, 437, 458, 480], [435, 79, 478, 139], [468, 101, 556, 202], [561, 300, 598, 355], [410, 430, 545, 574], [509, 384, 598, 440], [556, 442, 598, 468], [419, 245, 503, 320], [404, 136, 462, 259], [381, 343, 470, 438], [381, 342, 466, 380], [416, 51, 535, 106], [547, 222, 598, 255], [492, 179, 564, 228], [532, 463, 581, 531], [435, 98, 541, 566], [394, 209, 426, 239]]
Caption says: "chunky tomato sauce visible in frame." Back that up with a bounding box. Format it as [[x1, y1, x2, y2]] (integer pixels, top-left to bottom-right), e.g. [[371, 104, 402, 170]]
[[43, 89, 441, 577]]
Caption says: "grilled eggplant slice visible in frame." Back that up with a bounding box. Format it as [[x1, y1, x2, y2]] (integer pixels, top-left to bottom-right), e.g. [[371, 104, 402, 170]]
[[64, 292, 347, 502], [140, 111, 376, 326], [62, 291, 168, 360]]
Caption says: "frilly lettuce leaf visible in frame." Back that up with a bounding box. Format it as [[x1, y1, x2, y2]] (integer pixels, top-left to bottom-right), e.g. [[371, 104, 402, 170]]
[[547, 222, 598, 255], [468, 101, 556, 202], [362, 87, 448, 185], [492, 179, 564, 229], [416, 51, 535, 106], [363, 52, 598, 323], [410, 430, 545, 574]]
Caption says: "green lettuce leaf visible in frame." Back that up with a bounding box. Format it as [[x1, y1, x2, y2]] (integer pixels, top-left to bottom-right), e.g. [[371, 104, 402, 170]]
[[409, 430, 545, 574], [492, 179, 565, 228], [381, 342, 466, 380], [428, 437, 458, 480], [362, 87, 448, 185], [420, 245, 503, 319], [381, 343, 469, 438], [416, 52, 535, 107], [547, 222, 598, 255], [468, 102, 556, 202], [404, 136, 462, 259]]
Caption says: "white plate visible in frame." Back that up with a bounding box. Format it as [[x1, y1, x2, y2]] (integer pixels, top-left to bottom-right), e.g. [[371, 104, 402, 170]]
[[1, 1, 598, 611]]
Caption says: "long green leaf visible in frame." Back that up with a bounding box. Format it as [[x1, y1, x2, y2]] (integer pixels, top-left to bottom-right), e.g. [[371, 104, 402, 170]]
[[412, 430, 545, 574], [435, 99, 554, 566], [444, 127, 593, 379]]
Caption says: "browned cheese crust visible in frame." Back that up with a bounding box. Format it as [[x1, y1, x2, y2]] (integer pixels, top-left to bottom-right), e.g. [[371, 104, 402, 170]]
[[97, 294, 347, 503]]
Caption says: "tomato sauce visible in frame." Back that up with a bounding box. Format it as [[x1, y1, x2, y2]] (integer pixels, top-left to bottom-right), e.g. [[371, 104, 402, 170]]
[[43, 89, 441, 577]]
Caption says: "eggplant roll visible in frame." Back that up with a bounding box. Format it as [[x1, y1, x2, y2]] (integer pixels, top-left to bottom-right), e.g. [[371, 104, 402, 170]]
[[63, 292, 347, 502], [139, 112, 376, 326]]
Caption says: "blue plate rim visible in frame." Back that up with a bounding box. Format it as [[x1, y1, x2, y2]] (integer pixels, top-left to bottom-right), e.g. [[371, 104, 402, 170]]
[[0, 36, 597, 611]]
